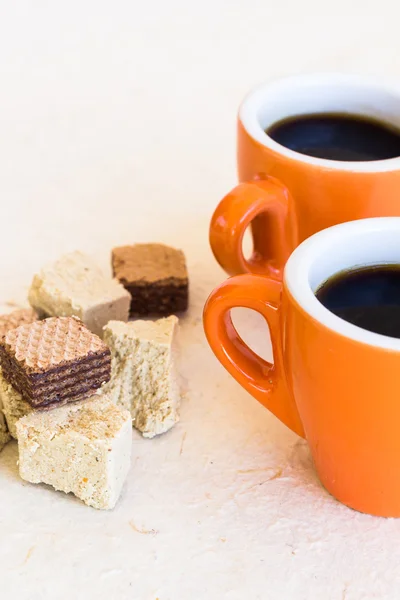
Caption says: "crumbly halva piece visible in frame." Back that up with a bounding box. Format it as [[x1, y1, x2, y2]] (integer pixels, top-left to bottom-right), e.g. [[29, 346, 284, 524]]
[[28, 251, 131, 337], [16, 394, 132, 510], [0, 308, 38, 340], [112, 244, 188, 317], [103, 316, 180, 438], [0, 317, 111, 409], [0, 404, 11, 450], [0, 368, 32, 438]]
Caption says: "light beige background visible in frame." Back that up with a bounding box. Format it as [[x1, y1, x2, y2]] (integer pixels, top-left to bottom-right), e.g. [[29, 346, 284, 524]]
[[0, 1, 399, 599]]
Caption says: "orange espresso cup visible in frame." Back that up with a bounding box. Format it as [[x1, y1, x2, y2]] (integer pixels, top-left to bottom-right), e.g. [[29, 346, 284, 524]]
[[210, 74, 400, 279], [204, 218, 400, 517]]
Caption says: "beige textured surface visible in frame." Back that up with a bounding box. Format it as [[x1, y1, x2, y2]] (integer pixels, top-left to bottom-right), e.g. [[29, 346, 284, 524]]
[[0, 369, 32, 438], [0, 308, 38, 340], [3, 316, 108, 372], [112, 244, 188, 284], [16, 394, 132, 510], [28, 251, 131, 337], [103, 316, 180, 438], [2, 3, 400, 597]]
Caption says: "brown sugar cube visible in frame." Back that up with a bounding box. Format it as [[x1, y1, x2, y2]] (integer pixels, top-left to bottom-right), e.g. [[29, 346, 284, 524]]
[[112, 244, 189, 317], [0, 317, 111, 409], [0, 308, 38, 340]]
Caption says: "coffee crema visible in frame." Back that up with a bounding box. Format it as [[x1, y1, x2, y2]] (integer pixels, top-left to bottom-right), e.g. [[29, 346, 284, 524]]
[[315, 264, 400, 338], [266, 113, 400, 161]]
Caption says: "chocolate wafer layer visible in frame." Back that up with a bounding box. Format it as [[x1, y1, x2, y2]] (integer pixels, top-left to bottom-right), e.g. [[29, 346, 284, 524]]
[[112, 244, 189, 317], [126, 283, 188, 317], [0, 350, 110, 394], [0, 317, 111, 409], [0, 355, 110, 406]]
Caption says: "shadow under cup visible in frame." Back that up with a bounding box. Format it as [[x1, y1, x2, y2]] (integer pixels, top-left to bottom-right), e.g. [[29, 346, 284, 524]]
[[204, 218, 400, 516]]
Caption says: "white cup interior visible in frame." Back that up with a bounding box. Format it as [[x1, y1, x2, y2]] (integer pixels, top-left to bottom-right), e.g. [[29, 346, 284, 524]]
[[240, 74, 400, 171], [285, 217, 400, 350]]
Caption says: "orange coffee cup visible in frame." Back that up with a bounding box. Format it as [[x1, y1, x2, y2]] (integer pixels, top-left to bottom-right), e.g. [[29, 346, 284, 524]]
[[210, 74, 400, 279], [204, 218, 400, 517]]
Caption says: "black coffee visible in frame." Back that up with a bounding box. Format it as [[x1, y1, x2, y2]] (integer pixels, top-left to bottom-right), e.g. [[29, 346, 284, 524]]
[[316, 265, 400, 337], [266, 113, 400, 161]]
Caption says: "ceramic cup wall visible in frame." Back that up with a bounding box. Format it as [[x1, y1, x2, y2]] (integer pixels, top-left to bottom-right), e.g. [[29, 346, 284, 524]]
[[210, 74, 400, 279], [204, 218, 400, 517]]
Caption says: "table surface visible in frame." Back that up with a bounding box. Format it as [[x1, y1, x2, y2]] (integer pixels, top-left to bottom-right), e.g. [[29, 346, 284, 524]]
[[1, 1, 400, 599]]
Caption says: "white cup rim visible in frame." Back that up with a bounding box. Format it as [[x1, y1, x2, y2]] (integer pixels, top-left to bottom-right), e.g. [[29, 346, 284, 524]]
[[239, 73, 400, 173], [284, 217, 400, 351]]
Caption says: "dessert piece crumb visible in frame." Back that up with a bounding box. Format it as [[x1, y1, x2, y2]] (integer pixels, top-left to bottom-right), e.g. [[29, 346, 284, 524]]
[[103, 316, 180, 438], [16, 394, 132, 510], [28, 251, 131, 337], [112, 244, 188, 317]]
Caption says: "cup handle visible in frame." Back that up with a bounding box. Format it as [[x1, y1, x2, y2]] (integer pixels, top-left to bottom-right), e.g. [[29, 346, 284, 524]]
[[209, 176, 298, 277], [203, 274, 305, 437]]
